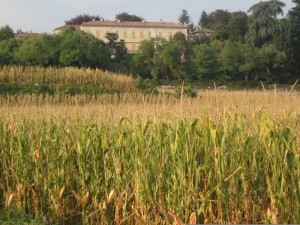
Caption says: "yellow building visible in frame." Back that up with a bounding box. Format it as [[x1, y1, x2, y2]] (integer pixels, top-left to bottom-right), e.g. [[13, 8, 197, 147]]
[[54, 21, 187, 53]]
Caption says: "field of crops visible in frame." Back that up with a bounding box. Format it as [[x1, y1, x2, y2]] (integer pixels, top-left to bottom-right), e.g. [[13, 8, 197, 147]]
[[0, 67, 300, 224]]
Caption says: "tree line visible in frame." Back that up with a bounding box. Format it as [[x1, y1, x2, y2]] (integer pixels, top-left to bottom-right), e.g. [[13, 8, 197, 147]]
[[0, 0, 299, 83]]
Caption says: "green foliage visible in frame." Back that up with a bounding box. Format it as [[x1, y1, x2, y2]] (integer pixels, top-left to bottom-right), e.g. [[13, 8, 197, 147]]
[[0, 83, 54, 95], [175, 85, 197, 97], [59, 29, 110, 68], [0, 208, 47, 225], [161, 43, 183, 79], [14, 34, 59, 66], [245, 0, 286, 47], [0, 39, 20, 66], [178, 9, 191, 25], [133, 77, 158, 94], [58, 84, 115, 95], [115, 12, 144, 22], [198, 11, 210, 28], [132, 34, 189, 80], [65, 14, 102, 25], [227, 12, 248, 42], [206, 10, 232, 29], [131, 39, 155, 78], [105, 32, 128, 64], [0, 83, 119, 96], [192, 41, 222, 79], [288, 0, 300, 75], [257, 44, 287, 82], [219, 41, 242, 76], [0, 25, 14, 41]]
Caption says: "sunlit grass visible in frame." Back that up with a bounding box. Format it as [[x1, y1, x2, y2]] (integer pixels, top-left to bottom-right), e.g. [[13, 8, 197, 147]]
[[0, 66, 300, 224]]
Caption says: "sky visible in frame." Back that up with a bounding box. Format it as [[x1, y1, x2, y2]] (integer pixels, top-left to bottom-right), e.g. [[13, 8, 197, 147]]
[[0, 0, 295, 33]]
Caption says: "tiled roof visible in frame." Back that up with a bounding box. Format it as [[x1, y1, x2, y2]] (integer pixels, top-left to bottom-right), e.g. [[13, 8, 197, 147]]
[[15, 32, 39, 39], [191, 28, 214, 34], [82, 20, 187, 29], [53, 25, 80, 31]]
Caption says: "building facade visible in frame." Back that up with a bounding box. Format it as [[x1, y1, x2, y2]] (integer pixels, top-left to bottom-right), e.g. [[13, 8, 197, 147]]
[[54, 21, 187, 53]]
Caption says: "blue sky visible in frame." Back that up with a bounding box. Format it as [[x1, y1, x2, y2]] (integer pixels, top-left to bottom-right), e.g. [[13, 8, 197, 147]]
[[0, 0, 295, 33]]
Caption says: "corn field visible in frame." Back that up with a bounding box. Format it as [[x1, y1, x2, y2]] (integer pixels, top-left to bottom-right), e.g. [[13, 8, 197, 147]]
[[0, 66, 300, 224], [0, 66, 133, 91]]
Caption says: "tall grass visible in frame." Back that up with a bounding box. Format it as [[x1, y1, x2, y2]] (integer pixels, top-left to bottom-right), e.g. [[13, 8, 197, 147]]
[[0, 66, 133, 91], [0, 110, 299, 224], [0, 66, 300, 224]]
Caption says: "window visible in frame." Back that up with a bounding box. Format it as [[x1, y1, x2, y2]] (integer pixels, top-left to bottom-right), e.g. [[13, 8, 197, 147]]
[[96, 30, 100, 38], [124, 31, 127, 38], [132, 43, 136, 51], [132, 31, 136, 39], [140, 31, 144, 39]]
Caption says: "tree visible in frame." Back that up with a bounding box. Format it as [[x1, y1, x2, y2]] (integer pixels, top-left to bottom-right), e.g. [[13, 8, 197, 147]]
[[0, 39, 20, 66], [160, 43, 184, 79], [207, 10, 231, 29], [257, 44, 286, 82], [198, 11, 210, 28], [172, 32, 188, 57], [213, 11, 248, 42], [245, 0, 286, 47], [105, 33, 127, 72], [0, 25, 14, 41], [131, 39, 155, 78], [178, 9, 191, 25], [14, 34, 60, 66], [192, 41, 222, 79], [105, 32, 119, 56], [105, 32, 128, 65], [65, 14, 102, 25], [59, 29, 110, 68], [288, 0, 300, 76], [238, 43, 260, 81], [115, 12, 144, 22], [219, 41, 242, 77], [227, 12, 248, 42]]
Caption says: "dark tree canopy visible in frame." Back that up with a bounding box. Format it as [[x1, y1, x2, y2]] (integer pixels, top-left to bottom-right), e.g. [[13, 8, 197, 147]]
[[227, 11, 248, 42], [199, 11, 210, 28], [289, 0, 300, 75], [245, 0, 285, 47], [105, 32, 127, 61], [0, 25, 14, 41], [178, 9, 191, 25], [115, 12, 144, 22], [65, 14, 102, 25]]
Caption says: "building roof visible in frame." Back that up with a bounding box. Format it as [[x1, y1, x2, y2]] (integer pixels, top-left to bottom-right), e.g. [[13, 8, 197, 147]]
[[190, 28, 214, 35], [53, 24, 80, 31], [82, 20, 187, 29], [15, 32, 39, 39]]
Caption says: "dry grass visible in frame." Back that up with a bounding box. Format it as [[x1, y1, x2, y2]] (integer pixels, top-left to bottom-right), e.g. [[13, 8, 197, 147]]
[[0, 90, 299, 123]]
